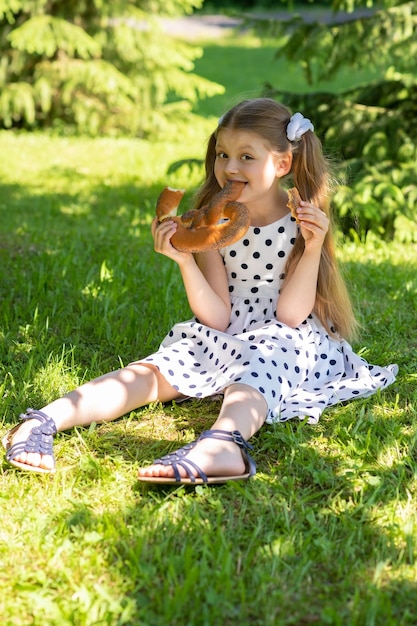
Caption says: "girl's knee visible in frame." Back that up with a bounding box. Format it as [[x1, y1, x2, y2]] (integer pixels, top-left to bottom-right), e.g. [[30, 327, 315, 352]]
[[125, 363, 159, 386], [127, 363, 180, 403], [225, 383, 265, 402]]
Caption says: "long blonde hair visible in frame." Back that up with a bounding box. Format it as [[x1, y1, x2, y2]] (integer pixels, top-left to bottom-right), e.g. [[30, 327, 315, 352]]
[[193, 98, 358, 340]]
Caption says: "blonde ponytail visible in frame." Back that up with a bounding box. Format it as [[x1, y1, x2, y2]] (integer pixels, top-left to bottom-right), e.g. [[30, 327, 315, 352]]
[[288, 132, 358, 340]]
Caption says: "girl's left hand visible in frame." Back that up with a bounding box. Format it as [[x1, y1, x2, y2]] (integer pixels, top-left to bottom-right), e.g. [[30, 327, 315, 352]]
[[296, 201, 329, 250]]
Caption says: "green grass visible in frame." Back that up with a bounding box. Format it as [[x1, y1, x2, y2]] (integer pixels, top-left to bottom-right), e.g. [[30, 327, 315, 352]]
[[192, 33, 383, 117], [1, 33, 417, 626]]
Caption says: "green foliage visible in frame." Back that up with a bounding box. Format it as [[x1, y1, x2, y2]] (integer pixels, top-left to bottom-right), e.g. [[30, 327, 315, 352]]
[[0, 129, 416, 626], [8, 14, 101, 57], [253, 0, 417, 240], [202, 0, 328, 10], [0, 0, 224, 136]]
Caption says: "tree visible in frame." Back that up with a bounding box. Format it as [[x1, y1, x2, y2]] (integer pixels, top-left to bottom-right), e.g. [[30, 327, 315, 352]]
[[253, 0, 417, 240], [0, 0, 224, 137]]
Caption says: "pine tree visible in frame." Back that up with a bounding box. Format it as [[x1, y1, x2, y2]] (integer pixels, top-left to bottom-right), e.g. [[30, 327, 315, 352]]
[[255, 0, 417, 239], [0, 0, 223, 136]]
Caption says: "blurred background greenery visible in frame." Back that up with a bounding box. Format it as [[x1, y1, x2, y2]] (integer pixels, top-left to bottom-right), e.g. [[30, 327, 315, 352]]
[[1, 0, 416, 239]]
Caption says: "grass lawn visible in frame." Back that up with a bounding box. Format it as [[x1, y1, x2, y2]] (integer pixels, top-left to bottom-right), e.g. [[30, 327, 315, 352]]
[[191, 32, 382, 118], [1, 25, 417, 626]]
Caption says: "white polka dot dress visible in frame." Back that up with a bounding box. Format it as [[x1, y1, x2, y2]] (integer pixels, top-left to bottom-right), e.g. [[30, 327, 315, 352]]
[[139, 213, 397, 424]]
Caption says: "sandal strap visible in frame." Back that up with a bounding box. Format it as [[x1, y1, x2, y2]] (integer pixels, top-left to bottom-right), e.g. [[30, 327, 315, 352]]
[[153, 428, 256, 483], [201, 429, 256, 478], [5, 408, 57, 463], [200, 429, 253, 451], [19, 408, 56, 425], [154, 439, 206, 483]]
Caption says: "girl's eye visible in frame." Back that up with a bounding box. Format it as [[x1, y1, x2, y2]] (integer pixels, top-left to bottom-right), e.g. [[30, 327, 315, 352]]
[[216, 152, 253, 160]]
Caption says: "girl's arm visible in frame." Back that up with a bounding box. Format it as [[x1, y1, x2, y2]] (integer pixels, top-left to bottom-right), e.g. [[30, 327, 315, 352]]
[[152, 218, 231, 330], [276, 201, 329, 327]]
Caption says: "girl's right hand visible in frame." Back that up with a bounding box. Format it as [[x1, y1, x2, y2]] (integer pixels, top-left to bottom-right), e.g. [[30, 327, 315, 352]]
[[151, 217, 193, 264]]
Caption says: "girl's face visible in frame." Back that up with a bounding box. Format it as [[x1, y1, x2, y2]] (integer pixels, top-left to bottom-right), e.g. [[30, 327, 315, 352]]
[[214, 128, 287, 206]]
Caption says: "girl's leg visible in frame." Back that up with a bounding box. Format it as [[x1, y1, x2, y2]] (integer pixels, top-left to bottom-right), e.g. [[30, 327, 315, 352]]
[[7, 364, 181, 471], [138, 383, 268, 479]]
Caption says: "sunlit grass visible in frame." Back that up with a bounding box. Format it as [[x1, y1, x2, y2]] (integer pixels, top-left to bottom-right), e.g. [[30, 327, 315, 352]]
[[1, 33, 417, 626], [192, 33, 384, 118]]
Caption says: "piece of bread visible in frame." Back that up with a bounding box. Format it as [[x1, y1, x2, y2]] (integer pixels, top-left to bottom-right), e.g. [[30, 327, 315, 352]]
[[156, 187, 185, 221], [287, 187, 302, 223]]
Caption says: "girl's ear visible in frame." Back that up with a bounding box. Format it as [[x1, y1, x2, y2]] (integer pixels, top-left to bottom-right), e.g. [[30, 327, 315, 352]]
[[276, 152, 293, 177]]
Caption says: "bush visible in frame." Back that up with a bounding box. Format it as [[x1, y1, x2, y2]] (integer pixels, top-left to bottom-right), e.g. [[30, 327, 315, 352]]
[[254, 0, 417, 240], [0, 0, 223, 137]]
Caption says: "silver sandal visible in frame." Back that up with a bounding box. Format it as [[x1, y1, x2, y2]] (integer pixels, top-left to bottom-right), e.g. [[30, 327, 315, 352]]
[[137, 429, 256, 485], [2, 408, 57, 474]]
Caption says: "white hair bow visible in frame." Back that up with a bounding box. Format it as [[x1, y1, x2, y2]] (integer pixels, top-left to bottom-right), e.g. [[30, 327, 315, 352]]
[[286, 112, 314, 142]]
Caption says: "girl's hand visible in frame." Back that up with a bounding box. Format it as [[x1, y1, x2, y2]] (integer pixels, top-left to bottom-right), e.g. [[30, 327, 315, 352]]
[[296, 201, 329, 250], [151, 217, 193, 264]]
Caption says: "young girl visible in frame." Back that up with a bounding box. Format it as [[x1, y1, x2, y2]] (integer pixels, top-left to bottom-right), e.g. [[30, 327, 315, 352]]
[[2, 98, 397, 483]]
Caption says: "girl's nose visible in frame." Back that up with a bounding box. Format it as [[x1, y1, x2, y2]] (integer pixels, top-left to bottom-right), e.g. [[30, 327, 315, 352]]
[[225, 158, 239, 175]]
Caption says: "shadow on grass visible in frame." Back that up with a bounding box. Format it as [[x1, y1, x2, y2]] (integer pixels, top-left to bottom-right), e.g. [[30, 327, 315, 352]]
[[1, 185, 415, 621], [34, 403, 417, 625], [1, 172, 414, 446], [0, 178, 192, 394]]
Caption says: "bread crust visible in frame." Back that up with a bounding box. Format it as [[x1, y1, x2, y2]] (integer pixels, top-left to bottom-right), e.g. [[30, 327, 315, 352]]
[[287, 187, 302, 223]]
